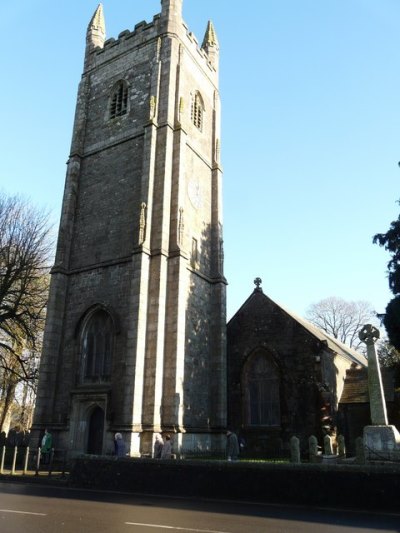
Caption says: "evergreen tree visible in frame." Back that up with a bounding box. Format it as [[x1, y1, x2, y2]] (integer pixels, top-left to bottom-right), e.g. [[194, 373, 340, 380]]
[[378, 336, 400, 368], [382, 297, 400, 352], [373, 201, 400, 350]]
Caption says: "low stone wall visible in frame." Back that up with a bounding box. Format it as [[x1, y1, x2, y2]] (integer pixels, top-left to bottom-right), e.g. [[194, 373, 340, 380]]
[[70, 457, 400, 512]]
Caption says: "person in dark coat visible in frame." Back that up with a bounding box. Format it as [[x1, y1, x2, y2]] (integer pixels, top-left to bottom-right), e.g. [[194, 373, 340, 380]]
[[114, 433, 126, 457], [226, 430, 240, 461], [153, 433, 164, 459], [160, 434, 172, 459]]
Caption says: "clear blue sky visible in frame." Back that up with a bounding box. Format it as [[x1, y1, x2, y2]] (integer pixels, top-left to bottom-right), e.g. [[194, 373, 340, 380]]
[[0, 0, 399, 321]]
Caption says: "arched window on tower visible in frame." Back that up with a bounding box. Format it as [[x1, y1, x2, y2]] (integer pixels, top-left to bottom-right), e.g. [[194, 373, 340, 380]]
[[109, 80, 128, 119], [191, 91, 204, 131], [81, 309, 114, 382], [242, 350, 281, 427]]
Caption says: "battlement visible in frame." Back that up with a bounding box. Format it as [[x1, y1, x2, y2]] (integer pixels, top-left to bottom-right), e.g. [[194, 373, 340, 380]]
[[87, 13, 216, 75], [90, 14, 159, 66], [185, 27, 215, 72]]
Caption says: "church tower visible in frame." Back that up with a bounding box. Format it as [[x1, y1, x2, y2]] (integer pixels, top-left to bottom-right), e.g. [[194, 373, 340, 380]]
[[32, 0, 226, 456]]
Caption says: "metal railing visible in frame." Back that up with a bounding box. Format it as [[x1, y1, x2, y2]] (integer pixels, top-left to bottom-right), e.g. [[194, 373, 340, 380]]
[[0, 445, 68, 477]]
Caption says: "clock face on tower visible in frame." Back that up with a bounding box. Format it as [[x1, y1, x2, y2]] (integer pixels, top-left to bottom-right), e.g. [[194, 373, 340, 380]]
[[188, 177, 202, 209]]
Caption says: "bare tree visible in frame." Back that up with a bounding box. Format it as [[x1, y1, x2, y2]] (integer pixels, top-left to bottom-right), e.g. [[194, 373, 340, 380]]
[[305, 297, 376, 350], [0, 192, 52, 431]]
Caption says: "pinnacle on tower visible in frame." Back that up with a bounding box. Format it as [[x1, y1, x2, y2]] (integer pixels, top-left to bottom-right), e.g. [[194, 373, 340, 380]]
[[85, 4, 106, 69], [161, 0, 183, 21], [202, 20, 219, 49], [202, 20, 219, 69], [87, 4, 106, 49]]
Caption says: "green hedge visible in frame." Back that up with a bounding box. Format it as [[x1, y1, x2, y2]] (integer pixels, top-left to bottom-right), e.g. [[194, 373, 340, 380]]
[[69, 456, 400, 511]]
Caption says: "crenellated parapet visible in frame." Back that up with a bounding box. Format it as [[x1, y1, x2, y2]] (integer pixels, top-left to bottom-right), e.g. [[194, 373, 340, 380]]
[[84, 8, 218, 78], [88, 16, 160, 69]]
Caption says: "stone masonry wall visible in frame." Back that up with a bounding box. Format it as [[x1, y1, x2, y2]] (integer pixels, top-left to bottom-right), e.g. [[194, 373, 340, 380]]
[[33, 4, 226, 457], [227, 291, 326, 454]]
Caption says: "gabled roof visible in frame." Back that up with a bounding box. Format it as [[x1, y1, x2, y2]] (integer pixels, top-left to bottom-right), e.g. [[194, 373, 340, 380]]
[[340, 365, 395, 404], [228, 288, 368, 367]]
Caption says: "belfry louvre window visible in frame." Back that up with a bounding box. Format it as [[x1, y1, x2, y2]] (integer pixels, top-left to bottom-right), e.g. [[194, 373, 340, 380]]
[[191, 92, 204, 130], [81, 309, 114, 382], [243, 351, 281, 427], [109, 81, 128, 119]]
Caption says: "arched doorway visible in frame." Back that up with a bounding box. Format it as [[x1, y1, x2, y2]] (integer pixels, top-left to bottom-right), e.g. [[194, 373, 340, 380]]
[[87, 406, 104, 455]]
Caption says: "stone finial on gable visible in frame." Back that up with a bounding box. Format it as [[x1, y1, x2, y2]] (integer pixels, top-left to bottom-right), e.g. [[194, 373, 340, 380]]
[[254, 277, 263, 292]]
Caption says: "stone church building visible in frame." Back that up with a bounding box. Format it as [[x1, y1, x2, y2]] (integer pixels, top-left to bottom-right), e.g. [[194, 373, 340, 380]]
[[32, 0, 226, 457], [227, 282, 367, 457], [32, 0, 368, 458]]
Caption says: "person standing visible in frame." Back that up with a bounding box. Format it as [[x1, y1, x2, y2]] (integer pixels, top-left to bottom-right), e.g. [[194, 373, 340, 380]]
[[41, 428, 53, 464], [114, 433, 126, 457], [153, 433, 164, 459], [160, 434, 172, 459], [226, 430, 239, 461]]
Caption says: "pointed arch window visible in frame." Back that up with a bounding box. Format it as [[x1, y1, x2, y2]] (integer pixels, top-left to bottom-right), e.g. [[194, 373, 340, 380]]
[[191, 91, 204, 131], [81, 309, 114, 382], [109, 80, 128, 119], [243, 350, 281, 427]]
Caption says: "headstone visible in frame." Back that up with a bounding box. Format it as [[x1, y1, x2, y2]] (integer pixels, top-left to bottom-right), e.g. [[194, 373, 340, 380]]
[[290, 436, 300, 463], [321, 434, 338, 464], [308, 435, 319, 462], [355, 436, 365, 464], [337, 435, 346, 457], [324, 434, 333, 455]]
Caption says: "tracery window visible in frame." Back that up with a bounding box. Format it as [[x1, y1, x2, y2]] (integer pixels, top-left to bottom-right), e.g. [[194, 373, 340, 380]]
[[109, 80, 128, 119], [243, 351, 281, 427], [191, 92, 204, 130], [81, 309, 114, 382]]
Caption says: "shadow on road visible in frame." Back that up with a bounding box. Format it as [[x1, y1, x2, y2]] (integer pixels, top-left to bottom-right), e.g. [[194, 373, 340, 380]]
[[0, 479, 399, 532]]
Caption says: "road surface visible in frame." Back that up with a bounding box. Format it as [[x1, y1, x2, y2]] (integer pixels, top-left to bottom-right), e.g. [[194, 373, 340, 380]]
[[0, 481, 399, 533]]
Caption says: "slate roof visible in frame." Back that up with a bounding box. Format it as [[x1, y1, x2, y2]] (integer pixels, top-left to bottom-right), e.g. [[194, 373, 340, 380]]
[[229, 288, 368, 367], [340, 365, 395, 404], [282, 305, 368, 367]]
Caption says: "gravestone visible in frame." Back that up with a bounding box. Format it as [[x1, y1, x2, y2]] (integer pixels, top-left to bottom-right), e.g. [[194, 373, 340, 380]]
[[322, 434, 337, 464], [290, 436, 300, 463], [355, 436, 365, 464], [308, 435, 320, 463], [324, 434, 333, 455], [337, 435, 346, 458]]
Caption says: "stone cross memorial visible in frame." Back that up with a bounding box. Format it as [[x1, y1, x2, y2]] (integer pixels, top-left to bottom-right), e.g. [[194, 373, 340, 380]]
[[358, 324, 388, 425], [359, 324, 400, 461]]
